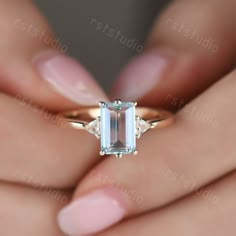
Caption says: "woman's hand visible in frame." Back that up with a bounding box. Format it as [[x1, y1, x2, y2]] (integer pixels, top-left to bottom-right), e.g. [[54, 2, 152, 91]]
[[0, 0, 107, 235], [97, 70, 236, 236], [58, 0, 236, 235]]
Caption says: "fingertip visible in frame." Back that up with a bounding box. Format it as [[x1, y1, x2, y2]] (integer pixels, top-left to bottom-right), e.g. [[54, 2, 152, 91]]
[[111, 49, 176, 103], [33, 50, 108, 108], [58, 187, 127, 236]]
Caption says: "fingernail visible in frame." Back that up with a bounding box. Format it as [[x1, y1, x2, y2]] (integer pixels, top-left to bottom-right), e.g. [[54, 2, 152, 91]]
[[58, 189, 126, 236], [112, 50, 171, 101], [34, 51, 107, 105]]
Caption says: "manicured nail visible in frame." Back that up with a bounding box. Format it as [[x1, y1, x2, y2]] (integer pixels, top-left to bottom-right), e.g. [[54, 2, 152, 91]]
[[112, 50, 171, 101], [58, 189, 126, 236], [34, 51, 107, 105]]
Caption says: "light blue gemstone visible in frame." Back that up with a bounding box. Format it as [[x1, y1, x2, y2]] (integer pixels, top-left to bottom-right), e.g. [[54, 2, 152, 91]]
[[101, 102, 136, 155]]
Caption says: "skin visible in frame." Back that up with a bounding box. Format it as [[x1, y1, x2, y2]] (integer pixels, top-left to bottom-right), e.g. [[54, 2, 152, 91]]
[[0, 0, 235, 236]]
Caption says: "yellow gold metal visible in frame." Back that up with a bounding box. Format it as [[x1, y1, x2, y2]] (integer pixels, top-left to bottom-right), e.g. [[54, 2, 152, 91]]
[[61, 107, 174, 130], [114, 99, 122, 104], [134, 150, 138, 155], [99, 101, 105, 108], [100, 151, 105, 156], [116, 153, 123, 158]]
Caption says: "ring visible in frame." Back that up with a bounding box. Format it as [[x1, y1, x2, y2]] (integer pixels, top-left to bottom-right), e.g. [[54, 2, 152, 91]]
[[61, 100, 174, 158]]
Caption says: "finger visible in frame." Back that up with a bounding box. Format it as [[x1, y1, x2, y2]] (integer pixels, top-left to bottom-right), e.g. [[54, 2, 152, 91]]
[[0, 182, 70, 236], [0, 93, 100, 188], [99, 172, 236, 236], [111, 0, 236, 109], [0, 0, 106, 111], [58, 69, 236, 235]]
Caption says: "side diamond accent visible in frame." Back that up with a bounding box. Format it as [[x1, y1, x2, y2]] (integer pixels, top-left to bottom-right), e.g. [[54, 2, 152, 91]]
[[136, 117, 151, 138], [85, 119, 100, 138]]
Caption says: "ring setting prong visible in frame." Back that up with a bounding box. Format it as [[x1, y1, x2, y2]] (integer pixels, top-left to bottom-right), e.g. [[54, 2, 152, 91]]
[[100, 151, 105, 156], [99, 101, 105, 108], [114, 99, 122, 105], [116, 153, 123, 158]]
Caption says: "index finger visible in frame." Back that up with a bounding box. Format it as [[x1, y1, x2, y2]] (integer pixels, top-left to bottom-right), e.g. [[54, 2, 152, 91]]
[[111, 0, 236, 110], [0, 0, 107, 111]]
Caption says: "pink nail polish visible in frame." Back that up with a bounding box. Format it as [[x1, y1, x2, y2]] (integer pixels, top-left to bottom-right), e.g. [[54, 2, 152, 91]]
[[112, 51, 170, 101], [58, 189, 126, 235], [34, 51, 107, 105]]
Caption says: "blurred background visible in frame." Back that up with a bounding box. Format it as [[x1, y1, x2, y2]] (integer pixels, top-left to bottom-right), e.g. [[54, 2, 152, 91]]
[[33, 0, 168, 91]]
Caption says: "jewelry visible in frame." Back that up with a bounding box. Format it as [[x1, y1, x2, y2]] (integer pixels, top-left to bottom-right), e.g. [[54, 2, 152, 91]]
[[61, 100, 174, 158]]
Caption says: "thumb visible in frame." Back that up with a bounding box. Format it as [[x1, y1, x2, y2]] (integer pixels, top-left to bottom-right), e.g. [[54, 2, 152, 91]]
[[0, 0, 107, 111], [111, 0, 236, 110]]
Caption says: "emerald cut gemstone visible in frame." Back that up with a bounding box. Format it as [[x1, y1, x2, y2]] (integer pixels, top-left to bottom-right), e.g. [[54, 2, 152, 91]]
[[100, 101, 136, 156]]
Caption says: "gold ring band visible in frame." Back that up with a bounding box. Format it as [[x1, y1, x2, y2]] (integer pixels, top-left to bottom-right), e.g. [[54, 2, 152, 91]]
[[62, 107, 174, 130], [59, 100, 174, 158]]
